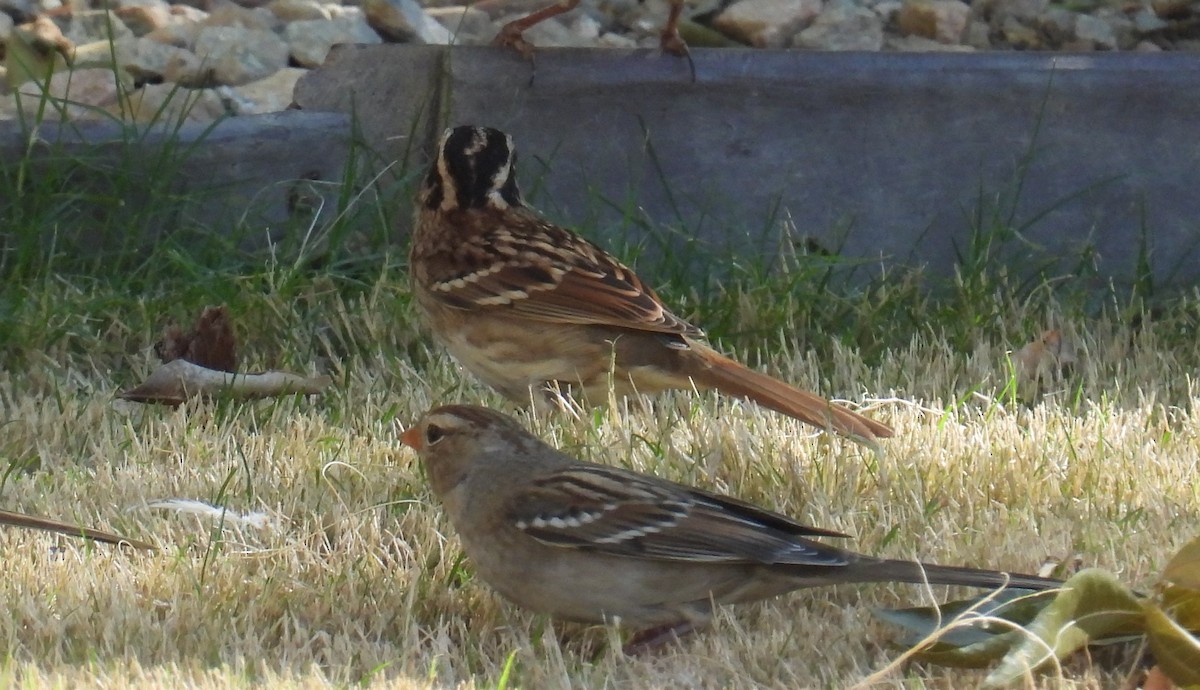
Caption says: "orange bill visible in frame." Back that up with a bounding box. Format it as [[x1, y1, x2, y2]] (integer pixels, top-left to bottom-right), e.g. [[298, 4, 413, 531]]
[[400, 427, 423, 450]]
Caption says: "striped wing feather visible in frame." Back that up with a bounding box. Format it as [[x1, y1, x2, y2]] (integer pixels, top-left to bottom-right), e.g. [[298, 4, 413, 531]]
[[508, 466, 850, 566]]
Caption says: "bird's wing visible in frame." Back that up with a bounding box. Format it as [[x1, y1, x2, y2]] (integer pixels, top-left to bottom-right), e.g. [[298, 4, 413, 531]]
[[506, 465, 851, 566], [420, 216, 704, 338]]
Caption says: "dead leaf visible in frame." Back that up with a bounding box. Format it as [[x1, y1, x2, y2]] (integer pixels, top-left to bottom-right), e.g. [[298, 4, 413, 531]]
[[154, 305, 238, 372], [119, 359, 330, 406], [1013, 328, 1078, 400], [1142, 665, 1177, 690]]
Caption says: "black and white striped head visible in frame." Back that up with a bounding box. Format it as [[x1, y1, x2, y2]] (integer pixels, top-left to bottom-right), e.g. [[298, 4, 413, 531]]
[[420, 126, 524, 212]]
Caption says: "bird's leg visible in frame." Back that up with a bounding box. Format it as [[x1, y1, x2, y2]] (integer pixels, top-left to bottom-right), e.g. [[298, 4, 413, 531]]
[[622, 621, 697, 655], [658, 0, 695, 80], [659, 0, 689, 56], [493, 0, 583, 58]]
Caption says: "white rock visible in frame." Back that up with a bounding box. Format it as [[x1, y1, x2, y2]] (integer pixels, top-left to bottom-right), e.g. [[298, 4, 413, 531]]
[[61, 10, 136, 45], [873, 1, 903, 22], [974, 0, 1048, 23], [267, 0, 332, 22], [218, 65, 304, 114], [712, 0, 822, 49], [571, 12, 601, 41], [202, 1, 280, 31], [114, 3, 174, 35], [896, 0, 970, 44], [1099, 10, 1135, 49], [0, 0, 34, 20], [498, 12, 592, 47], [1038, 7, 1076, 44], [144, 19, 203, 47], [1074, 13, 1116, 49], [426, 5, 494, 42], [361, 0, 453, 44], [56, 67, 122, 107], [1132, 9, 1168, 33], [596, 31, 639, 48], [886, 33, 975, 50], [964, 18, 991, 47], [5, 67, 121, 120], [793, 1, 884, 50], [169, 5, 209, 24], [193, 25, 289, 84], [161, 49, 207, 84], [111, 0, 173, 9], [999, 14, 1039, 47], [467, 0, 558, 21], [118, 35, 206, 84], [285, 14, 382, 68], [119, 82, 227, 122]]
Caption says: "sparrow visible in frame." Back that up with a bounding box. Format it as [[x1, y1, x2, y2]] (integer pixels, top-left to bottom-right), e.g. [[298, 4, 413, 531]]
[[400, 404, 1062, 652], [495, 0, 690, 59], [410, 125, 893, 446], [0, 508, 154, 550]]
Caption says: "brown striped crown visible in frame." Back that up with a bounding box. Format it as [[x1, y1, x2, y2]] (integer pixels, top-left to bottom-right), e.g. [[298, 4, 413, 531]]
[[421, 126, 524, 212]]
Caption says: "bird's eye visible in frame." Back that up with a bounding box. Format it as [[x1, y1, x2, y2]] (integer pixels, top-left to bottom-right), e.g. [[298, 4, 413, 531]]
[[425, 424, 446, 445]]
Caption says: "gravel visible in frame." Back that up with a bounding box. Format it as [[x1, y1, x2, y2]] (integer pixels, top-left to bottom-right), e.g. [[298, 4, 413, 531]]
[[1, 0, 1197, 121]]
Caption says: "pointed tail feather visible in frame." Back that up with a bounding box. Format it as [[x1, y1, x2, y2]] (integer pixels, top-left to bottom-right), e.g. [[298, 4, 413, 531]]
[[689, 348, 894, 445], [0, 509, 154, 550], [866, 559, 1062, 591]]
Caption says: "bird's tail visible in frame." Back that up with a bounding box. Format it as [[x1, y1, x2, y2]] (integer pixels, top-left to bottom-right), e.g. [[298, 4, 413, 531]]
[[688, 346, 894, 445], [865, 559, 1062, 591]]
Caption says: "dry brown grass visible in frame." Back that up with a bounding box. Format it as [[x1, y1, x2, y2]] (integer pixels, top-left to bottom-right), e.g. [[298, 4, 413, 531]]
[[1, 278, 1196, 689]]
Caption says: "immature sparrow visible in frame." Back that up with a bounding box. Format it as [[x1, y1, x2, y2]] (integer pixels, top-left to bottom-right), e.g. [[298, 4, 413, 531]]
[[410, 125, 893, 445], [401, 405, 1061, 652], [0, 508, 153, 549]]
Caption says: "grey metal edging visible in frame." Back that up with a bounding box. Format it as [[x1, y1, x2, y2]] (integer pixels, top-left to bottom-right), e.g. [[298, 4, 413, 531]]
[[295, 46, 1200, 288], [1, 110, 353, 252]]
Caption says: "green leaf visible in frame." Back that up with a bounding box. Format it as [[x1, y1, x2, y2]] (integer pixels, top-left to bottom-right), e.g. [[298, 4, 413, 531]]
[[493, 649, 520, 690], [876, 590, 1058, 649], [873, 590, 1059, 668], [1162, 584, 1200, 632], [984, 568, 1145, 687], [910, 630, 1028, 668], [1144, 603, 1200, 688], [1163, 536, 1200, 591]]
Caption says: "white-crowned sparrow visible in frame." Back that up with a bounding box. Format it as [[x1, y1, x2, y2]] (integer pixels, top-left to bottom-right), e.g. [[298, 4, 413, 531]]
[[410, 125, 893, 446], [0, 508, 153, 549], [400, 404, 1060, 652]]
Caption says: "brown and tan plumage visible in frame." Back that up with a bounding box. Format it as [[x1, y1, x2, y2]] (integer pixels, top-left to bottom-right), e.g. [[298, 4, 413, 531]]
[[410, 126, 893, 445], [402, 405, 1060, 652]]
